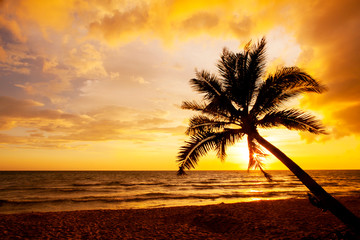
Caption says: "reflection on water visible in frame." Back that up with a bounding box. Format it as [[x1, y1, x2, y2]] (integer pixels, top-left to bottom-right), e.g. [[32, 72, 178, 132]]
[[0, 170, 359, 214]]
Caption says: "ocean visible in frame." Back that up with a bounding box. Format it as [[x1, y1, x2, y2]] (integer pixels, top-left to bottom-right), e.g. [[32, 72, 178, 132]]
[[0, 170, 359, 214]]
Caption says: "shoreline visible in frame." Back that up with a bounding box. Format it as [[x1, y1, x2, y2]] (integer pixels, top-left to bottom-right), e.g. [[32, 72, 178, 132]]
[[0, 196, 359, 239]]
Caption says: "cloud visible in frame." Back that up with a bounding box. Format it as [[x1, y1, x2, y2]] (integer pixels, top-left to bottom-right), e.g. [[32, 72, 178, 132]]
[[293, 0, 360, 138], [89, 3, 150, 45], [0, 133, 25, 145], [181, 12, 219, 33], [0, 15, 26, 43], [11, 0, 77, 33], [0, 0, 297, 46], [85, 0, 285, 45], [0, 43, 32, 75], [0, 0, 359, 144], [145, 125, 187, 136], [0, 96, 80, 129], [0, 0, 289, 48], [2, 40, 108, 104], [0, 96, 177, 148], [230, 16, 252, 38], [0, 46, 6, 61], [332, 103, 360, 135], [67, 43, 107, 78]]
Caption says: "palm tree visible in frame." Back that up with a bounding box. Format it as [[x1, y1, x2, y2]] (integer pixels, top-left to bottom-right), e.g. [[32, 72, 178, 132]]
[[177, 38, 359, 234]]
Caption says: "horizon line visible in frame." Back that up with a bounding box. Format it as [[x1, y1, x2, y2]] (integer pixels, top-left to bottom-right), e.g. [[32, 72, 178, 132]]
[[0, 169, 359, 172]]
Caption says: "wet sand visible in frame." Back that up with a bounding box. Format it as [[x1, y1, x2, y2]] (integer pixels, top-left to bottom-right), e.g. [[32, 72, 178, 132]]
[[0, 196, 359, 239]]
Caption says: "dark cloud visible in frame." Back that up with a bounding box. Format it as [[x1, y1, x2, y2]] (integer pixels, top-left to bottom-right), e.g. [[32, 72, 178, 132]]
[[0, 133, 24, 144], [295, 0, 360, 137], [333, 103, 360, 134], [230, 16, 252, 37], [181, 12, 219, 32], [89, 4, 149, 43], [0, 96, 77, 120], [0, 16, 26, 44]]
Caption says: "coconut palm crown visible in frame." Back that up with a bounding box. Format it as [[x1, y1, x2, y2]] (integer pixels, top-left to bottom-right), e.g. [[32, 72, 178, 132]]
[[177, 37, 326, 177], [177, 38, 360, 234]]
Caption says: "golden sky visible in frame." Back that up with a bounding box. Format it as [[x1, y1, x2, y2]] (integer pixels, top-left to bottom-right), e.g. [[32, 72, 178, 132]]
[[0, 0, 359, 170]]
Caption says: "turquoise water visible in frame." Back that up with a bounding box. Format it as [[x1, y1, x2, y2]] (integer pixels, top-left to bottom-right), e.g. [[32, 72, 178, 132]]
[[0, 170, 359, 214]]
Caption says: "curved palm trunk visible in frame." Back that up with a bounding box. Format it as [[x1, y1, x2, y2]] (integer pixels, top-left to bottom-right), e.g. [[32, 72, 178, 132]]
[[252, 131, 360, 235]]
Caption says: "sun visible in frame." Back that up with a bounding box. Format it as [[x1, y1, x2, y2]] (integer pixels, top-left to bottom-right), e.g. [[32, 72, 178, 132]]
[[228, 143, 249, 168]]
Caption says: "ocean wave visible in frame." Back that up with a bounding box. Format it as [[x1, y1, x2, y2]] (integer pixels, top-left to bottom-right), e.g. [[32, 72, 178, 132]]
[[0, 187, 113, 194], [1, 170, 359, 214], [0, 190, 305, 207], [72, 181, 165, 187]]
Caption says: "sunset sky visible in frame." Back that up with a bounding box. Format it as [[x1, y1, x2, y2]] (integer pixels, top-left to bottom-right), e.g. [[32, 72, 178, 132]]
[[0, 0, 359, 170]]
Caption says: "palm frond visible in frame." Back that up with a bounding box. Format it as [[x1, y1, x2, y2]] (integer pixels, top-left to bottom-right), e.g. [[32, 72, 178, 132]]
[[181, 100, 207, 111], [257, 109, 327, 134], [272, 67, 326, 93], [215, 129, 245, 161], [177, 132, 218, 174], [259, 166, 272, 181], [181, 100, 219, 116], [177, 166, 186, 176], [181, 100, 233, 120], [247, 38, 266, 78], [183, 72, 241, 120], [247, 136, 267, 169], [217, 39, 267, 113], [177, 129, 245, 175], [190, 70, 223, 100], [217, 47, 249, 108], [190, 70, 240, 117], [185, 115, 234, 136], [251, 67, 327, 116], [246, 37, 267, 107], [217, 48, 238, 86], [247, 136, 272, 181]]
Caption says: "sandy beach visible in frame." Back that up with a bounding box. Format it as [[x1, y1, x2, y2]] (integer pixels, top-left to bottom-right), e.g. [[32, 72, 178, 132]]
[[0, 196, 359, 239]]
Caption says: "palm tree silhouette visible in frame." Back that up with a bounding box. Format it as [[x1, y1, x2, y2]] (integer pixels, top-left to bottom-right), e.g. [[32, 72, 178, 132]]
[[177, 38, 359, 233]]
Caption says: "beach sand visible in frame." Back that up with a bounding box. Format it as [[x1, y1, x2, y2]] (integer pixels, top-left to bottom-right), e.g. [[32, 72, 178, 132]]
[[0, 196, 359, 239]]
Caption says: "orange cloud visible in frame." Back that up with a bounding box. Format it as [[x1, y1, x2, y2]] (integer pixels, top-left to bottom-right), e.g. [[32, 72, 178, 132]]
[[0, 0, 293, 47], [89, 4, 150, 45], [0, 15, 26, 43], [0, 133, 25, 145], [293, 0, 360, 138], [0, 46, 6, 61], [67, 43, 107, 78], [0, 96, 178, 148], [13, 0, 76, 33], [333, 103, 360, 135], [86, 0, 280, 45], [1, 0, 359, 145], [180, 12, 219, 33], [0, 96, 80, 129]]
